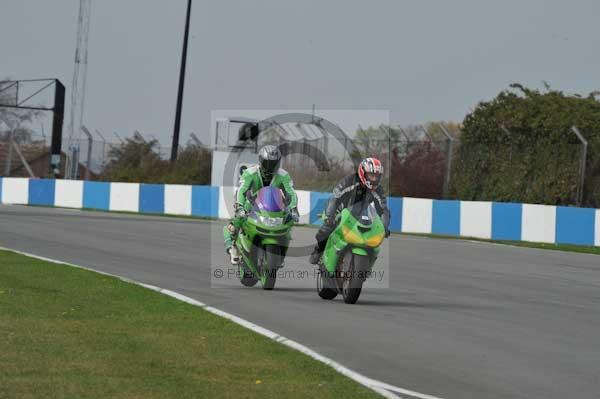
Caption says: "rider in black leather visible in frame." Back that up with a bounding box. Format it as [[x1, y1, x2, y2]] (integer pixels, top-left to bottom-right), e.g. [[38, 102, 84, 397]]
[[309, 158, 391, 265]]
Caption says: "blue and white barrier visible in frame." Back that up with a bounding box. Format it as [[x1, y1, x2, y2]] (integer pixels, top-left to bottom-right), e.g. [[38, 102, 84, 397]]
[[1, 178, 219, 218], [1, 177, 599, 247], [388, 197, 600, 247]]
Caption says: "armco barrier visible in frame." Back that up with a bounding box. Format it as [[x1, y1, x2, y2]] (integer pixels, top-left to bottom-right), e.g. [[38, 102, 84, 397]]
[[1, 178, 599, 247]]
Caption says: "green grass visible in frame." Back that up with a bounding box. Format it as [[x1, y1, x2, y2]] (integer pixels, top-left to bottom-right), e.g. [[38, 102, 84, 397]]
[[0, 250, 381, 399]]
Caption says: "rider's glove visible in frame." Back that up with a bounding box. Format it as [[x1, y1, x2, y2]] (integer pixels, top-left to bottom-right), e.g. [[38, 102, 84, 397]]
[[236, 208, 247, 219], [290, 207, 299, 223]]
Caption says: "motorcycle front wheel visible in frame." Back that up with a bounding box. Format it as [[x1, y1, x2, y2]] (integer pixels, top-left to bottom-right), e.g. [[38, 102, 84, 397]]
[[239, 262, 258, 287], [261, 244, 281, 290], [341, 253, 370, 304]]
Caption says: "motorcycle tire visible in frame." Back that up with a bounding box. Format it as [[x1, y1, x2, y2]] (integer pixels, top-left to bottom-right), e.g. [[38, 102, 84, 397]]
[[240, 265, 258, 287], [262, 244, 281, 290], [317, 267, 338, 300], [342, 253, 369, 304]]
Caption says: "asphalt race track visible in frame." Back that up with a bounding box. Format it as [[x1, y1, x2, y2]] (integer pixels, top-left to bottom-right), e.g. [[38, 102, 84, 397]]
[[1, 205, 599, 399]]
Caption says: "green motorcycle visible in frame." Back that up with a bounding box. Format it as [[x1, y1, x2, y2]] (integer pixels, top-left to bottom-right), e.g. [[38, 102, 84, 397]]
[[317, 199, 386, 304], [235, 186, 294, 290]]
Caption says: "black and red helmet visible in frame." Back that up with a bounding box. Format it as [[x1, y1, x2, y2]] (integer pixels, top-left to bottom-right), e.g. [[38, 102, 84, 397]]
[[358, 158, 383, 190]]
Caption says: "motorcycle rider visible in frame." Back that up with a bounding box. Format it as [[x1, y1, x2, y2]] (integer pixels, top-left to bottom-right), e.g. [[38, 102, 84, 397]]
[[309, 157, 390, 265], [224, 145, 299, 264]]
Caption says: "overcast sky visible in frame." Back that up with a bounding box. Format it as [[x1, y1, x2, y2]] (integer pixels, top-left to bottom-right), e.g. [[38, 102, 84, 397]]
[[2, 0, 599, 145]]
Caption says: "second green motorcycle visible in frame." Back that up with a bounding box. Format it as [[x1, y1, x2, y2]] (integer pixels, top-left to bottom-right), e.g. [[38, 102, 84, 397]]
[[316, 198, 387, 304]]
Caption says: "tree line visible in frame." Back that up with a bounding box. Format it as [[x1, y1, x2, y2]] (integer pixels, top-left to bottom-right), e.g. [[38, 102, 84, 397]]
[[100, 136, 212, 185], [450, 84, 600, 207]]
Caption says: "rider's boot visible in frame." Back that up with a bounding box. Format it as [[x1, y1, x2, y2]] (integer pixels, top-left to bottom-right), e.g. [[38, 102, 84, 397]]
[[228, 246, 240, 265], [309, 245, 323, 265]]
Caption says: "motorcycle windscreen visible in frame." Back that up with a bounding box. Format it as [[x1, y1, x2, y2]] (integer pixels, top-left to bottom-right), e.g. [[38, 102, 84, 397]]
[[255, 186, 286, 212], [350, 200, 377, 225]]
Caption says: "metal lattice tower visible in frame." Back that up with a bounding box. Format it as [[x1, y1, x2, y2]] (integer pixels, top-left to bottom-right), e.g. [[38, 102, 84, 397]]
[[67, 0, 92, 178]]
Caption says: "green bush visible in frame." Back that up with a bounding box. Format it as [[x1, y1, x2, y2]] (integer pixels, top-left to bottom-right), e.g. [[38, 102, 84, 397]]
[[451, 84, 600, 207], [100, 137, 211, 185], [161, 144, 212, 185]]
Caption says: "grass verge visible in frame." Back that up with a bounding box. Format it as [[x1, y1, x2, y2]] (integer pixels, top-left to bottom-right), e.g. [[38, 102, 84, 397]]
[[0, 249, 381, 399]]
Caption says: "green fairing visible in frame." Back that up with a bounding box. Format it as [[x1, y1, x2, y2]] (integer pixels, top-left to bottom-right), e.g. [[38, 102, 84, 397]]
[[317, 201, 387, 304], [236, 207, 294, 289], [321, 208, 385, 275], [351, 247, 369, 256], [223, 165, 297, 249]]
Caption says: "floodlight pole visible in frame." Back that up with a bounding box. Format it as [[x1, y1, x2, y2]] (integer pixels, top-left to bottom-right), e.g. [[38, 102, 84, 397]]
[[171, 0, 192, 162]]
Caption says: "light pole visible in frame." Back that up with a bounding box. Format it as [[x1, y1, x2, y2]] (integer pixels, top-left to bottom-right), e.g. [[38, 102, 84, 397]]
[[171, 0, 192, 162]]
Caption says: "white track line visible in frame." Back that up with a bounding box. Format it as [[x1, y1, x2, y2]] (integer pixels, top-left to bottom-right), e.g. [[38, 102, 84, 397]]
[[0, 246, 444, 399]]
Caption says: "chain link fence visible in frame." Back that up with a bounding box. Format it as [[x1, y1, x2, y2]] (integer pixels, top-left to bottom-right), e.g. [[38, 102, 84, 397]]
[[0, 121, 592, 207], [275, 136, 453, 197], [252, 123, 456, 197], [247, 122, 589, 205]]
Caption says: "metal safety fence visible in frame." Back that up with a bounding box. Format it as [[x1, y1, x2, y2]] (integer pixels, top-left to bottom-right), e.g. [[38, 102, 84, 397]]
[[0, 123, 593, 207]]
